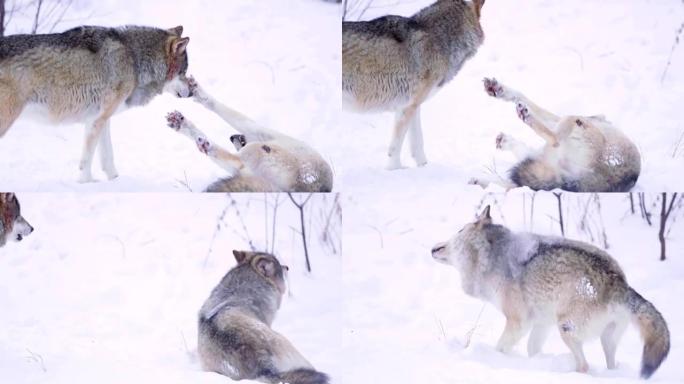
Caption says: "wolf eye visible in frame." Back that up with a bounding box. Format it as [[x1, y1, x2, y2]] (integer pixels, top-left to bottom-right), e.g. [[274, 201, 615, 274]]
[[262, 145, 271, 153]]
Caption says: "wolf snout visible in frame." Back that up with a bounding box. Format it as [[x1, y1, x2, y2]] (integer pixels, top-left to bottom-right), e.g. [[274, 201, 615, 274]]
[[431, 243, 448, 260]]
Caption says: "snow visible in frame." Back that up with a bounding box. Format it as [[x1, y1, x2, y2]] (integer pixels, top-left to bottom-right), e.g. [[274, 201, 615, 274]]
[[339, 0, 684, 193], [343, 189, 684, 383], [0, 0, 340, 192], [0, 193, 341, 383]]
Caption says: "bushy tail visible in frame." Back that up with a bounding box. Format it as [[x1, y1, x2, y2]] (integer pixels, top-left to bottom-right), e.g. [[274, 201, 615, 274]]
[[276, 368, 329, 384], [625, 287, 670, 379]]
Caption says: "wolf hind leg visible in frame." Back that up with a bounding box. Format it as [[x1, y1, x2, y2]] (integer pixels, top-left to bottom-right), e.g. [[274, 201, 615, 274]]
[[407, 107, 427, 167], [601, 319, 628, 369], [98, 121, 118, 180], [166, 111, 244, 173], [558, 317, 589, 373]]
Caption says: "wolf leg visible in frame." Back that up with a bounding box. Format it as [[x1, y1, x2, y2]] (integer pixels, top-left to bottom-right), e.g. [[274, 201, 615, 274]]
[[98, 121, 119, 180], [387, 80, 432, 170], [407, 107, 427, 166], [496, 317, 530, 353], [496, 132, 533, 161], [601, 320, 628, 369], [0, 82, 25, 137], [188, 77, 277, 142], [79, 118, 109, 183], [527, 323, 551, 356], [166, 111, 244, 173], [468, 175, 517, 190], [558, 318, 589, 373], [483, 78, 560, 126], [515, 103, 561, 147]]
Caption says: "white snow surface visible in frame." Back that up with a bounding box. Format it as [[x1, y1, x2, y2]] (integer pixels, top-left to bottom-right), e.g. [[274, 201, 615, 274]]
[[0, 193, 341, 383], [0, 0, 340, 192], [340, 0, 684, 193], [343, 189, 684, 384]]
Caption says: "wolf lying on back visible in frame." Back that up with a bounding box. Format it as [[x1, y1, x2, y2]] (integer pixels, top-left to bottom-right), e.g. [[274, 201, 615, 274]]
[[470, 78, 641, 192], [0, 25, 192, 182], [343, 0, 485, 169], [0, 193, 34, 247], [166, 78, 333, 192], [198, 250, 328, 384], [432, 206, 669, 378]]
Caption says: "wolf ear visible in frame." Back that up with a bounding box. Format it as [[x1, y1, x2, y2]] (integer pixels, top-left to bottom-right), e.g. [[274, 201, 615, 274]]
[[473, 0, 485, 18], [254, 257, 277, 279], [0, 193, 14, 204], [171, 37, 190, 56], [233, 250, 248, 264], [476, 205, 492, 225], [167, 26, 183, 36]]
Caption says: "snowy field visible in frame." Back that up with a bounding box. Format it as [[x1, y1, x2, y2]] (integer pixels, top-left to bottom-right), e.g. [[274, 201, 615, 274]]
[[0, 0, 341, 191], [343, 190, 683, 383], [0, 193, 341, 383], [339, 0, 684, 194]]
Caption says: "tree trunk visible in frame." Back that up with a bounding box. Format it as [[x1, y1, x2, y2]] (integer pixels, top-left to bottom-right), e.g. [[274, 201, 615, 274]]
[[1, 0, 6, 37]]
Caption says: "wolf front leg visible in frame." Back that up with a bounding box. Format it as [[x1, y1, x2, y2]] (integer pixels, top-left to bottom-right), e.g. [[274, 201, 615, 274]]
[[166, 111, 244, 173], [407, 107, 428, 167], [527, 323, 551, 356], [387, 80, 433, 170], [496, 315, 530, 353], [483, 78, 560, 127], [98, 121, 119, 180], [187, 77, 276, 142]]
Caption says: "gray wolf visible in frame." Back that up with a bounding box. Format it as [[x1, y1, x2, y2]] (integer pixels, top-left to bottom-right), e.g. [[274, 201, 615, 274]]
[[342, 0, 485, 169], [0, 193, 33, 247], [198, 250, 329, 384], [166, 78, 333, 192], [470, 78, 641, 192], [0, 25, 192, 182], [431, 206, 669, 378]]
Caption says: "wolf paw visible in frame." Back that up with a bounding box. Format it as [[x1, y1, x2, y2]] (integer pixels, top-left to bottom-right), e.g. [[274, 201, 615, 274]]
[[196, 136, 211, 154], [516, 103, 529, 122], [495, 133, 508, 149], [467, 178, 486, 188], [230, 134, 247, 150], [187, 75, 199, 95], [166, 111, 185, 130], [483, 77, 504, 98]]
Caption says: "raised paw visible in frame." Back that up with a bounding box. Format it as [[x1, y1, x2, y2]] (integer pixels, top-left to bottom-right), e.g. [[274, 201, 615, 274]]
[[467, 178, 486, 188], [187, 75, 199, 95], [483, 77, 504, 98], [516, 103, 529, 122], [166, 111, 185, 130], [196, 136, 211, 154], [495, 133, 508, 149]]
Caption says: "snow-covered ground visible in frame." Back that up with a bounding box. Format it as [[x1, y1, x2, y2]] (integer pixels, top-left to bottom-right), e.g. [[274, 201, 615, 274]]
[[339, 0, 684, 193], [343, 190, 683, 383], [0, 0, 340, 191], [0, 193, 341, 383]]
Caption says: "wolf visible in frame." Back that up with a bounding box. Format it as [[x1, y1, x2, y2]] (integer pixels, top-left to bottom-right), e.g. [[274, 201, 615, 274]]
[[0, 25, 192, 182], [165, 77, 333, 192], [0, 193, 34, 247], [470, 78, 641, 192], [431, 206, 670, 378], [198, 250, 329, 384], [342, 0, 485, 169]]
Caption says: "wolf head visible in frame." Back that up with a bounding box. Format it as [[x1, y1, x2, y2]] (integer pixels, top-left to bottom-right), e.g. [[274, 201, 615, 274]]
[[431, 205, 494, 266], [232, 250, 289, 296], [0, 193, 34, 247], [161, 26, 192, 98]]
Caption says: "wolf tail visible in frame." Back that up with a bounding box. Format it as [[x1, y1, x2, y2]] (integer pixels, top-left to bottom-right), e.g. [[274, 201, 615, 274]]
[[274, 368, 329, 384], [624, 287, 670, 379]]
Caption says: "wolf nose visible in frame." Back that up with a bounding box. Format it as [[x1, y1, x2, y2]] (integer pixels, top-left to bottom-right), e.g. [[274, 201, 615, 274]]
[[431, 245, 446, 254], [28, 225, 34, 234]]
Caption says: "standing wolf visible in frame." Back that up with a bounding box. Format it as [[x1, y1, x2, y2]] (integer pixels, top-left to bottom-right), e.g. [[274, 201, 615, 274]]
[[343, 0, 485, 169], [0, 193, 34, 247], [431, 206, 669, 378], [198, 250, 329, 384], [470, 78, 641, 192], [0, 25, 191, 182], [166, 78, 333, 192]]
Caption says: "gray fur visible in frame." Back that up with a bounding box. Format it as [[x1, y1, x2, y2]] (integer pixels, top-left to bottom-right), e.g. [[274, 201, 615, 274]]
[[432, 207, 670, 378], [198, 250, 328, 384], [343, 0, 485, 169]]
